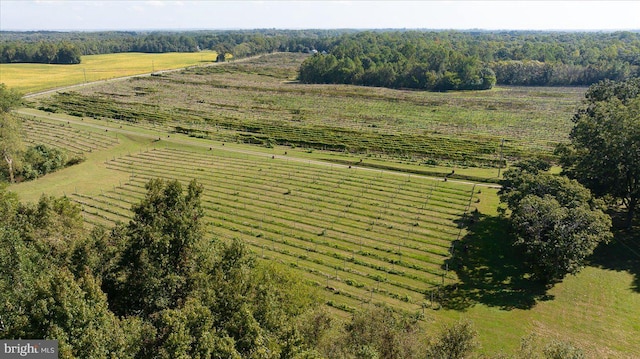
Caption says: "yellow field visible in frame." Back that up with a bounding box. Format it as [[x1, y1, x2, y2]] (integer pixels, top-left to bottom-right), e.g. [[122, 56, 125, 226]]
[[0, 51, 218, 94]]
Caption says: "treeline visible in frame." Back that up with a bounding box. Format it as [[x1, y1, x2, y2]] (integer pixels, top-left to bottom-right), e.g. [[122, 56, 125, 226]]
[[0, 33, 198, 63], [0, 41, 82, 64], [492, 59, 634, 86], [0, 29, 342, 64], [299, 30, 640, 89], [298, 32, 497, 91]]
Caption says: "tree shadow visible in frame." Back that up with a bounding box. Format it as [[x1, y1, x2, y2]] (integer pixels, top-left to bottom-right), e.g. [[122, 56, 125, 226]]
[[589, 215, 640, 293], [435, 213, 553, 311]]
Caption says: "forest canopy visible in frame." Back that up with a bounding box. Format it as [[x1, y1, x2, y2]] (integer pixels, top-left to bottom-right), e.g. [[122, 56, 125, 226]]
[[298, 32, 498, 91], [298, 31, 640, 90]]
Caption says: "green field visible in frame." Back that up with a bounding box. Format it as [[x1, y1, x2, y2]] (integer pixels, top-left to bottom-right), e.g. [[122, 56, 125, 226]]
[[0, 51, 218, 94], [9, 53, 640, 357], [31, 53, 585, 170]]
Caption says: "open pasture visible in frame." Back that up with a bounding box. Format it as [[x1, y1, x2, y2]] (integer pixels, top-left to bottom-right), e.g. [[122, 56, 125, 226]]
[[33, 53, 586, 170], [1, 51, 218, 94], [68, 146, 477, 313]]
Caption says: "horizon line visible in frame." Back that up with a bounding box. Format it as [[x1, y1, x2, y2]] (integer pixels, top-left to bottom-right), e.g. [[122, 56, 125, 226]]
[[2, 27, 639, 33]]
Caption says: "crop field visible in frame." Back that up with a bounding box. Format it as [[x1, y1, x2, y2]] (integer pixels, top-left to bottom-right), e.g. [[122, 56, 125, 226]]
[[21, 116, 119, 155], [67, 145, 478, 313], [32, 53, 586, 170], [0, 51, 218, 94], [13, 113, 477, 313]]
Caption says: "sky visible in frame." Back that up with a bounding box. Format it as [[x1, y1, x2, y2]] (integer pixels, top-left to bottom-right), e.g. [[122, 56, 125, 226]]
[[1, 1, 639, 32]]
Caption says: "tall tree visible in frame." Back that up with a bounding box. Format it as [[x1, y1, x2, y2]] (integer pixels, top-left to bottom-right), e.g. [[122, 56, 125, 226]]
[[0, 116, 23, 184], [0, 84, 22, 112], [510, 194, 611, 281], [558, 77, 640, 228], [0, 84, 23, 183], [110, 178, 204, 317], [500, 164, 612, 282]]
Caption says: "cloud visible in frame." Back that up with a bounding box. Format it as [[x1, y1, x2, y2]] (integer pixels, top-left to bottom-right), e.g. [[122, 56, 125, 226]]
[[143, 1, 185, 7], [130, 4, 145, 12], [145, 1, 166, 7]]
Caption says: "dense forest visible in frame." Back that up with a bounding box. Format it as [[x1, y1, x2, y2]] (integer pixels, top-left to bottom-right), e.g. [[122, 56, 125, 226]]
[[298, 32, 498, 91], [298, 31, 640, 90], [2, 30, 639, 88]]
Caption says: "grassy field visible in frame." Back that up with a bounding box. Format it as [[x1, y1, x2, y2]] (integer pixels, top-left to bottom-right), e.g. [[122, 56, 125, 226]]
[[8, 53, 640, 357], [0, 51, 218, 94], [31, 53, 585, 171]]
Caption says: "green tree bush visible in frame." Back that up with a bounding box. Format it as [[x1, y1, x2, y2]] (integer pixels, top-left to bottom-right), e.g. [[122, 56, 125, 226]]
[[425, 320, 478, 359], [0, 187, 143, 358], [0, 180, 320, 358], [0, 84, 23, 183], [558, 77, 640, 228], [108, 178, 204, 316], [500, 162, 612, 282], [20, 144, 69, 180], [543, 340, 585, 359]]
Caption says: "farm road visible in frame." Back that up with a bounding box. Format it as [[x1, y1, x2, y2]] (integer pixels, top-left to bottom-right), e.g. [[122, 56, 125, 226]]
[[15, 108, 501, 189]]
